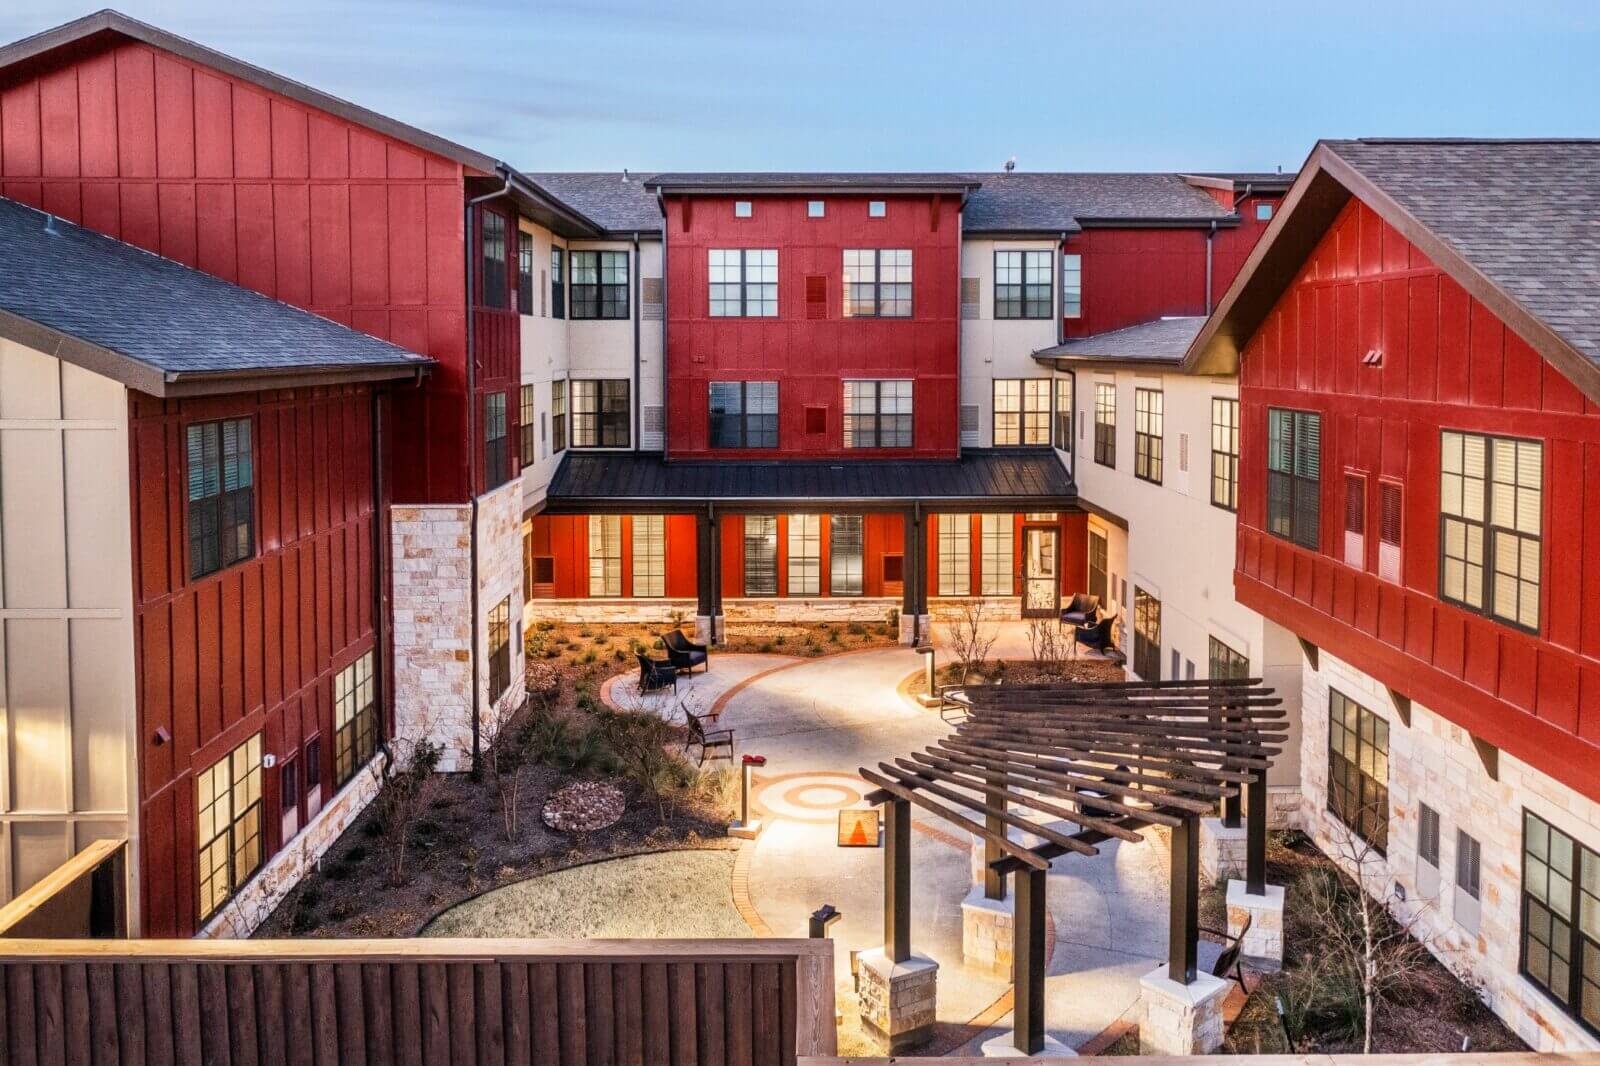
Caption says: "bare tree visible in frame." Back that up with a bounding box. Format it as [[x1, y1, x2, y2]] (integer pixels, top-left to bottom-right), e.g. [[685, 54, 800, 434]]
[[1306, 798, 1440, 1053], [939, 600, 999, 684], [480, 705, 530, 842], [1025, 618, 1069, 676], [370, 735, 444, 886]]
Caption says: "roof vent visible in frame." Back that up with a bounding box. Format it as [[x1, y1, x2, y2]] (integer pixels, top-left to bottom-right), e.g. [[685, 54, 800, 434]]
[[1004, 156, 1017, 174], [43, 214, 60, 235], [621, 169, 630, 182]]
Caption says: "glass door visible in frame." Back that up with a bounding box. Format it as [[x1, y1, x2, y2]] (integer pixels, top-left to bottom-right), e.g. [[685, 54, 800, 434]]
[[1022, 527, 1059, 617]]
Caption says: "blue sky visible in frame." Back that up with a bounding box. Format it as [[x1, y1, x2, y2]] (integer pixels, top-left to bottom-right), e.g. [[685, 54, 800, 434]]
[[4, 1, 1598, 174]]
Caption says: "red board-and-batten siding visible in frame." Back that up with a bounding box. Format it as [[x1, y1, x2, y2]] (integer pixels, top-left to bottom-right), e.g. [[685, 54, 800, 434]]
[[131, 387, 381, 936], [1236, 195, 1600, 801], [0, 36, 475, 504], [662, 195, 963, 460]]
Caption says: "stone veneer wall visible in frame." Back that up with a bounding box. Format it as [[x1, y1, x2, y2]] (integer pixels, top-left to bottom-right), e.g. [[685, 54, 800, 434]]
[[198, 764, 381, 938], [1298, 649, 1600, 1052], [477, 481, 527, 739], [391, 504, 474, 772]]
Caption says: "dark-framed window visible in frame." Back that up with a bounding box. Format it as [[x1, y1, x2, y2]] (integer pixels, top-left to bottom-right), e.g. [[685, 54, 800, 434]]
[[709, 248, 778, 317], [1440, 430, 1542, 632], [333, 651, 377, 788], [709, 381, 778, 448], [517, 231, 534, 313], [187, 418, 255, 580], [1456, 828, 1483, 934], [1133, 587, 1161, 681], [843, 249, 912, 318], [1267, 408, 1322, 551], [571, 249, 629, 319], [1054, 377, 1073, 453], [1061, 253, 1082, 319], [1134, 387, 1163, 483], [1211, 397, 1239, 511], [280, 754, 300, 837], [937, 513, 971, 596], [1521, 810, 1600, 1036], [993, 379, 1050, 446], [1207, 636, 1248, 680], [519, 385, 537, 466], [196, 733, 263, 921], [979, 514, 1012, 595], [1418, 803, 1441, 870], [551, 379, 568, 453], [743, 514, 778, 596], [995, 250, 1052, 319], [571, 379, 629, 448], [1087, 527, 1108, 605], [480, 209, 509, 309], [843, 379, 912, 449], [484, 392, 509, 490], [1328, 689, 1389, 854], [550, 247, 566, 319], [1093, 382, 1116, 468], [830, 515, 864, 595], [589, 515, 621, 596], [788, 515, 821, 595], [488, 597, 511, 702]]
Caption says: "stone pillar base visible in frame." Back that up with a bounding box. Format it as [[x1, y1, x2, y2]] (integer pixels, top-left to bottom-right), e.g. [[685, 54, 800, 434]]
[[1227, 879, 1286, 970], [961, 886, 1015, 973], [1198, 818, 1249, 883], [898, 612, 932, 645], [1137, 968, 1229, 1056], [980, 1031, 1076, 1057], [857, 949, 938, 1053], [694, 614, 725, 645]]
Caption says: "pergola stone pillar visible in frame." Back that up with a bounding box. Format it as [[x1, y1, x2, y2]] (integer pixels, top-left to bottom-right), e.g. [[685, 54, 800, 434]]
[[857, 796, 938, 1052], [1138, 811, 1228, 1055]]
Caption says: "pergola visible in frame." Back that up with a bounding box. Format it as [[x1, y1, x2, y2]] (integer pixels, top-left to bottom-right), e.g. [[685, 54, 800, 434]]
[[860, 677, 1283, 1055]]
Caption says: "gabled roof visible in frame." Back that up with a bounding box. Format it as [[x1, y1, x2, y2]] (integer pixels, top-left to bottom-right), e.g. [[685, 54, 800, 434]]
[[961, 172, 1237, 233], [1185, 138, 1600, 404], [0, 196, 430, 397], [543, 449, 1075, 511], [523, 173, 663, 234], [1033, 317, 1205, 370]]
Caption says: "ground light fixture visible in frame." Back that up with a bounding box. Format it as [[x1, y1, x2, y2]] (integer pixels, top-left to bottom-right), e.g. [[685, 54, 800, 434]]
[[729, 753, 766, 839], [915, 644, 939, 707]]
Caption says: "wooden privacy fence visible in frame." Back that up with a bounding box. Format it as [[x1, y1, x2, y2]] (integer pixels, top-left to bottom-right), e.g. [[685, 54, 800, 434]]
[[0, 937, 836, 1066]]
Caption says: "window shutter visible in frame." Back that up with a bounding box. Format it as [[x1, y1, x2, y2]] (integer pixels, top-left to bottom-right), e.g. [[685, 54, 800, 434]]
[[1378, 481, 1402, 583], [1343, 473, 1366, 568], [805, 274, 827, 319], [961, 277, 980, 319], [1178, 432, 1189, 473]]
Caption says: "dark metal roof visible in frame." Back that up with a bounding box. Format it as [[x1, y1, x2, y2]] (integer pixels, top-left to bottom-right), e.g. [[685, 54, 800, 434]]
[[523, 172, 663, 233], [544, 449, 1075, 510], [1035, 317, 1204, 368], [0, 196, 430, 397], [1324, 138, 1600, 375]]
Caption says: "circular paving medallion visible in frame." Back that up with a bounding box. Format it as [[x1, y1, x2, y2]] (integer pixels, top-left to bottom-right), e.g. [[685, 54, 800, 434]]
[[753, 772, 870, 824]]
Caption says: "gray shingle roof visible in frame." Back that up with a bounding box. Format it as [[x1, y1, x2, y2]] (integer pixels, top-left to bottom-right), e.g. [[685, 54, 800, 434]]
[[545, 448, 1074, 507], [644, 172, 981, 190], [1325, 139, 1600, 372], [527, 170, 1239, 235], [1035, 317, 1205, 364], [0, 196, 429, 392]]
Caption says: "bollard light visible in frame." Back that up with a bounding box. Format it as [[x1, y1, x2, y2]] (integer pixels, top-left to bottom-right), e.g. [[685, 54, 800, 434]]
[[809, 904, 842, 939], [915, 644, 939, 707], [729, 753, 766, 840]]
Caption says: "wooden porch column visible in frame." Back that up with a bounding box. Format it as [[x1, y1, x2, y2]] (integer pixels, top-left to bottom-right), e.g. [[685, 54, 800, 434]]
[[1222, 697, 1242, 828], [984, 788, 1006, 901], [1168, 813, 1199, 984], [884, 797, 911, 963], [1246, 764, 1268, 895], [1012, 866, 1048, 1055], [696, 507, 721, 644]]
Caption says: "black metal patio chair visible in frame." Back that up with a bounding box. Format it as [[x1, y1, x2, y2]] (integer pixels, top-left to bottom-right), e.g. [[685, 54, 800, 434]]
[[661, 629, 710, 674], [685, 710, 734, 765], [636, 652, 678, 694]]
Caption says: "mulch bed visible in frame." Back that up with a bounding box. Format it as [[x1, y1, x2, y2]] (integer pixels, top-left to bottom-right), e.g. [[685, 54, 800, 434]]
[[542, 781, 625, 832]]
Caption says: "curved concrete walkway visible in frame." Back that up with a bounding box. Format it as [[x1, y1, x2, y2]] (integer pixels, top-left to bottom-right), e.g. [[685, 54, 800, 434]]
[[605, 646, 1217, 1053]]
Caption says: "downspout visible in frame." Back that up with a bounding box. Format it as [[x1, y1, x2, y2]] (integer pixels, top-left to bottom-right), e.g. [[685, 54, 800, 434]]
[[464, 174, 513, 773], [633, 231, 642, 451], [658, 191, 670, 459], [1058, 231, 1069, 346], [1205, 220, 1217, 316]]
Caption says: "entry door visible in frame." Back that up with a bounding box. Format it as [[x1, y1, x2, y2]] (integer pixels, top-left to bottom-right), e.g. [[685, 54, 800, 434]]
[[1022, 527, 1059, 617], [1088, 528, 1108, 605]]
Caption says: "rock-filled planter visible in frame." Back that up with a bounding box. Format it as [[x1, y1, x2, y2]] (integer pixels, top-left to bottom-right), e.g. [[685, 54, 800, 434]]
[[542, 781, 625, 833]]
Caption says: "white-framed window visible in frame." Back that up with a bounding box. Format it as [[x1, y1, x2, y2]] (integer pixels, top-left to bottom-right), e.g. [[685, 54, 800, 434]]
[[734, 200, 753, 218], [938, 514, 971, 596], [788, 515, 821, 595], [868, 200, 886, 217], [1256, 202, 1274, 221], [633, 514, 665, 597], [807, 200, 825, 218], [980, 514, 1012, 595]]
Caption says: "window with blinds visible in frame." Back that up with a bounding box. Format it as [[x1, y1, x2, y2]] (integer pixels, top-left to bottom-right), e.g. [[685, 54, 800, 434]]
[[993, 379, 1050, 446], [843, 249, 912, 317], [1440, 431, 1541, 630], [1344, 471, 1367, 569], [788, 515, 821, 595], [980, 514, 1012, 595], [632, 514, 665, 597], [588, 515, 622, 596], [519, 385, 537, 466], [938, 514, 971, 596], [709, 381, 778, 448], [1267, 408, 1321, 550], [187, 418, 255, 579], [1377, 480, 1403, 583], [743, 515, 778, 596], [843, 380, 913, 448], [830, 515, 864, 595]]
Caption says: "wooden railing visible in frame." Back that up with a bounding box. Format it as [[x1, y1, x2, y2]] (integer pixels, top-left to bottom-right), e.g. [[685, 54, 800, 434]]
[[0, 937, 835, 1065], [0, 837, 126, 939]]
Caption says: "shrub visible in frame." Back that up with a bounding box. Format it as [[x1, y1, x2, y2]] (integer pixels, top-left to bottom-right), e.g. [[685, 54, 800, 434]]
[[847, 622, 866, 636], [524, 660, 561, 704]]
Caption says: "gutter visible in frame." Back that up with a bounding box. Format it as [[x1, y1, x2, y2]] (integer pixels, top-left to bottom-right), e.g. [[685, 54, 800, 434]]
[[463, 174, 513, 774], [632, 231, 642, 451]]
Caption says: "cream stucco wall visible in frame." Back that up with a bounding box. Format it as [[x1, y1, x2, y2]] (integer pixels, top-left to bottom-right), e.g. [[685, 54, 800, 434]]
[[1072, 366, 1302, 791], [0, 337, 137, 916], [958, 237, 1060, 449]]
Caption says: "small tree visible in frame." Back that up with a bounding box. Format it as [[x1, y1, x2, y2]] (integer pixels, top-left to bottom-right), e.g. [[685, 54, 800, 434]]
[[1306, 797, 1439, 1052], [941, 600, 999, 683], [1025, 618, 1068, 675], [480, 706, 531, 842], [371, 736, 443, 886]]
